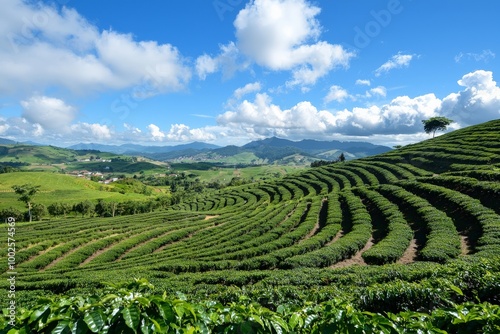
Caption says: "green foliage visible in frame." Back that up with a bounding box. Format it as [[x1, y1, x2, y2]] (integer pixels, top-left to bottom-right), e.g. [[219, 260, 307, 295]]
[[2, 279, 499, 333], [422, 116, 454, 137]]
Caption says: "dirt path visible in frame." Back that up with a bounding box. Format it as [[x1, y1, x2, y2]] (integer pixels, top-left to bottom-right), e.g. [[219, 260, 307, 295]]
[[116, 230, 175, 261], [42, 234, 119, 271], [325, 229, 344, 246], [300, 199, 327, 242], [80, 239, 124, 266], [22, 244, 60, 266], [330, 237, 374, 269], [397, 238, 418, 264], [153, 222, 225, 253], [204, 215, 220, 220], [460, 235, 470, 255]]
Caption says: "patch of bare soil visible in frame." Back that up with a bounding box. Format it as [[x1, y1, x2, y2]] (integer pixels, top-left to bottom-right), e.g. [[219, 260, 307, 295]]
[[397, 238, 418, 264], [204, 215, 220, 220], [301, 221, 321, 242], [300, 199, 327, 242], [330, 237, 374, 269], [80, 240, 122, 266], [153, 222, 226, 254], [325, 229, 344, 246], [42, 234, 119, 271], [460, 235, 470, 255], [116, 230, 175, 261]]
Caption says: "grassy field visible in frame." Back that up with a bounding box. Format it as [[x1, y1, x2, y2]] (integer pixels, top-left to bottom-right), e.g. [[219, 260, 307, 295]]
[[0, 172, 155, 210]]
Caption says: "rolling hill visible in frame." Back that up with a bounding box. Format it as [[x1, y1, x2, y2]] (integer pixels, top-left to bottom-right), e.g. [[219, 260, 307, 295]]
[[1, 120, 499, 332], [68, 137, 392, 163], [0, 172, 159, 210]]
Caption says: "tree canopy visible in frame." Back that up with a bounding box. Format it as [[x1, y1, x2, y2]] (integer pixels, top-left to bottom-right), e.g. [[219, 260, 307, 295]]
[[422, 117, 453, 138], [12, 183, 40, 222]]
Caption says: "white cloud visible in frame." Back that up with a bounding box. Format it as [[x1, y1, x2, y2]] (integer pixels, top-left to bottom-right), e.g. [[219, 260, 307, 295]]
[[123, 123, 141, 134], [32, 123, 44, 137], [21, 95, 77, 131], [218, 90, 441, 137], [70, 123, 112, 140], [201, 0, 354, 87], [356, 79, 371, 86], [375, 53, 415, 77], [217, 70, 500, 141], [234, 82, 262, 99], [324, 85, 349, 103], [0, 0, 191, 97], [148, 124, 166, 141], [455, 49, 495, 63], [166, 124, 216, 142], [440, 70, 500, 125], [195, 42, 245, 80], [368, 86, 387, 98], [0, 123, 10, 135]]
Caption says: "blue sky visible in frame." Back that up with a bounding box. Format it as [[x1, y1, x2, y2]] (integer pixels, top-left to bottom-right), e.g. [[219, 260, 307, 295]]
[[0, 0, 499, 147]]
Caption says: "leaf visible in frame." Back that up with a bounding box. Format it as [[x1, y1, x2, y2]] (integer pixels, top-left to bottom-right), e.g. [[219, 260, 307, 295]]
[[83, 310, 105, 333], [448, 284, 464, 296], [140, 317, 150, 334], [149, 318, 162, 332], [122, 305, 140, 332], [153, 301, 175, 322], [289, 312, 301, 330], [51, 320, 71, 334], [29, 305, 50, 324], [71, 318, 89, 334]]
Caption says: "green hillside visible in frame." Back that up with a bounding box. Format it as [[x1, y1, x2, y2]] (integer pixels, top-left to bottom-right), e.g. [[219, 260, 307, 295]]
[[0, 144, 167, 175], [0, 172, 156, 210], [1, 120, 500, 332]]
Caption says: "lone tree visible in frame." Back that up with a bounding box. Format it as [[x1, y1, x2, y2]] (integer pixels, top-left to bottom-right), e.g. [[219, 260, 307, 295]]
[[12, 184, 40, 222], [422, 117, 453, 138]]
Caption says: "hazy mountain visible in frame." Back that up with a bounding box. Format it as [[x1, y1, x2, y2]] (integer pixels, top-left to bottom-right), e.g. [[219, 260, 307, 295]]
[[2, 137, 391, 165], [140, 137, 392, 162], [242, 137, 391, 160], [0, 138, 16, 145], [68, 142, 221, 154]]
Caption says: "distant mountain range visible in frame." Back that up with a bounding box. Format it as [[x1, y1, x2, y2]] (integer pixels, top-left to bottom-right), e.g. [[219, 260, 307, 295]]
[[1, 136, 392, 164], [67, 137, 392, 163], [68, 141, 220, 155]]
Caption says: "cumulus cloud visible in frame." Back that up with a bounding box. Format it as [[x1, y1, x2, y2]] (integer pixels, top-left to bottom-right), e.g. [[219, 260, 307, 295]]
[[455, 49, 495, 63], [195, 42, 248, 80], [218, 70, 500, 140], [0, 0, 191, 96], [21, 95, 77, 131], [70, 123, 112, 140], [166, 124, 216, 142], [148, 124, 166, 141], [440, 70, 500, 124], [355, 79, 371, 86], [324, 85, 349, 103], [234, 82, 262, 99], [218, 91, 440, 137], [146, 123, 216, 142], [375, 53, 416, 77], [199, 0, 354, 87], [368, 86, 387, 98]]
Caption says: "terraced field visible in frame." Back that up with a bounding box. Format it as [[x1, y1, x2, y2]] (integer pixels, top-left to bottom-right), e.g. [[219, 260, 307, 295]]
[[1, 121, 500, 332], [2, 121, 500, 282]]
